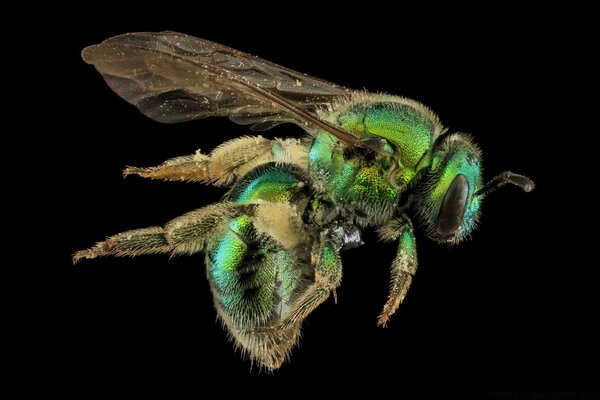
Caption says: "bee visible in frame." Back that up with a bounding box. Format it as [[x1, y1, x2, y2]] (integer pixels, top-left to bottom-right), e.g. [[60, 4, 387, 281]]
[[74, 31, 534, 370]]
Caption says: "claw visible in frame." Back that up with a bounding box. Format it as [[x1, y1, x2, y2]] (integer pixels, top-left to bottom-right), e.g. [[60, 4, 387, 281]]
[[122, 166, 145, 178], [377, 308, 391, 328], [377, 318, 388, 328], [72, 241, 111, 264]]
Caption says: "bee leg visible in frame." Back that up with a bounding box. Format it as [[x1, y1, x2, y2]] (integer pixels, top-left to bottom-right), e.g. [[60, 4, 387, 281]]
[[279, 226, 345, 329], [123, 153, 212, 183], [376, 216, 417, 327], [163, 202, 250, 255], [73, 202, 246, 263], [123, 136, 307, 187], [123, 136, 272, 185], [72, 226, 172, 263]]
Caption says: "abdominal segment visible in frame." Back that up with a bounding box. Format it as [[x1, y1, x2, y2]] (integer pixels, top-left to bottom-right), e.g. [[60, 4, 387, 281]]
[[205, 163, 313, 370]]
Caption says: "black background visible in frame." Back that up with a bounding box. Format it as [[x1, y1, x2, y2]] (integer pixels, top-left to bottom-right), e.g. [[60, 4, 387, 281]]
[[30, 8, 596, 399]]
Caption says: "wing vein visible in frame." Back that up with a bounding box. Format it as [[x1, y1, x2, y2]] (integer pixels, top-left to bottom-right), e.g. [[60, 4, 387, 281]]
[[82, 31, 366, 148]]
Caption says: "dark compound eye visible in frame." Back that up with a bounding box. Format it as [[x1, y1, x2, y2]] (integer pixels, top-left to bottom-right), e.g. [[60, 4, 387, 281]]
[[437, 174, 469, 236]]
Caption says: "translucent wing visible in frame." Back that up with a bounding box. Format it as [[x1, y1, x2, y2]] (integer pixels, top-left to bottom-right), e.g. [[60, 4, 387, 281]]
[[82, 31, 362, 146]]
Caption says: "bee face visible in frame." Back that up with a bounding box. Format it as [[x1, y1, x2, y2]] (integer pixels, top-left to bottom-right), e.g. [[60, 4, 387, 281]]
[[416, 133, 483, 244]]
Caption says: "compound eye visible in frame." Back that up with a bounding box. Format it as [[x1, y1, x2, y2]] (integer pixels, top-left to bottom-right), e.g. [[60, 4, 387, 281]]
[[437, 174, 469, 236]]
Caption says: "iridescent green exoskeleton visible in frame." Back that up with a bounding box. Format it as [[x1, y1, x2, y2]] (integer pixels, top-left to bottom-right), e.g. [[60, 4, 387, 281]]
[[74, 32, 534, 370]]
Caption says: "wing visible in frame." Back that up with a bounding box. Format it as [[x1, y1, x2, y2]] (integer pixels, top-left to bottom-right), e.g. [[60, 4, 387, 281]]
[[82, 31, 363, 147]]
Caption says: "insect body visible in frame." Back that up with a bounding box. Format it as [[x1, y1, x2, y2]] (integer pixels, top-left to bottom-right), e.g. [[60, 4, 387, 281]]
[[74, 32, 534, 370]]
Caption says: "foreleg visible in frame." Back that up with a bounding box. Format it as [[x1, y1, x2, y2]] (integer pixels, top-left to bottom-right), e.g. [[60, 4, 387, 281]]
[[377, 216, 417, 327]]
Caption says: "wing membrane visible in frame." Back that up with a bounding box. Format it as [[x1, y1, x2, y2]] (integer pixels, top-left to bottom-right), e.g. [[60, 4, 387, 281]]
[[82, 31, 361, 145]]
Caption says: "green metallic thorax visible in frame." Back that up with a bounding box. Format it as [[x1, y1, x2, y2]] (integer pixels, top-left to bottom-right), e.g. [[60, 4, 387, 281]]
[[308, 132, 400, 226], [338, 101, 437, 172], [309, 99, 443, 226]]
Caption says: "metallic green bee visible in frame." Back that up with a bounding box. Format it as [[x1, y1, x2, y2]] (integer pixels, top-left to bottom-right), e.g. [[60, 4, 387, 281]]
[[74, 31, 534, 370]]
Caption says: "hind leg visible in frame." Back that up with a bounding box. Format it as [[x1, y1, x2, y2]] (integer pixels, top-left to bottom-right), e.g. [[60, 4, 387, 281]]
[[73, 202, 246, 263], [124, 136, 308, 186]]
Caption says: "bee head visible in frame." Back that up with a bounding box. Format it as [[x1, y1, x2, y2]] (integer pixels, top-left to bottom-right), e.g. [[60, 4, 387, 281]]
[[415, 133, 534, 244], [415, 133, 483, 244]]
